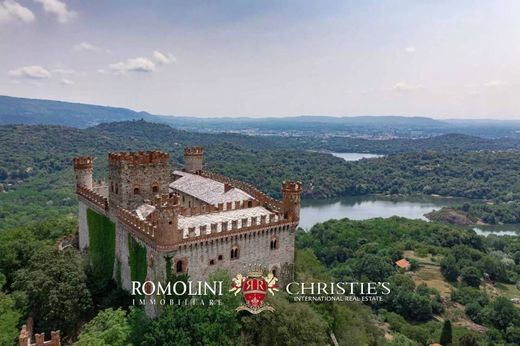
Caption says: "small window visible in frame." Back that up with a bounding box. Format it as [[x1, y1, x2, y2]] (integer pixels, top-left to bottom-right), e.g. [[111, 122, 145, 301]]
[[218, 255, 223, 261], [209, 259, 215, 265], [110, 182, 114, 192], [270, 237, 278, 250], [152, 184, 159, 193], [176, 260, 183, 273], [271, 268, 277, 277], [134, 187, 140, 195], [230, 246, 239, 260], [115, 185, 118, 194]]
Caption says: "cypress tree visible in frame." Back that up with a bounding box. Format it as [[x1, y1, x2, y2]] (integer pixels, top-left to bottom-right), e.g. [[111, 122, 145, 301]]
[[440, 320, 453, 346]]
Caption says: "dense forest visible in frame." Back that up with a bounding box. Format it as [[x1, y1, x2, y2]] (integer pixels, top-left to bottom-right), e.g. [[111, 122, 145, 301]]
[[298, 217, 520, 345], [2, 121, 520, 229]]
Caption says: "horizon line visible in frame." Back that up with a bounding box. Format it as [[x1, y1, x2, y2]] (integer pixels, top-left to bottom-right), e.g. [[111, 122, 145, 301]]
[[1, 94, 519, 122]]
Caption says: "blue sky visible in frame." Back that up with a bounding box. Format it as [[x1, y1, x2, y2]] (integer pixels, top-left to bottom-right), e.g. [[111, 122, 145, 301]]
[[1, 0, 519, 119]]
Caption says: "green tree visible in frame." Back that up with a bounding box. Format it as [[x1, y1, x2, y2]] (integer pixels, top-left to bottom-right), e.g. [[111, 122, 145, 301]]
[[385, 333, 419, 346], [458, 333, 479, 346], [240, 294, 329, 346], [440, 255, 459, 282], [141, 303, 240, 346], [439, 320, 452, 346], [506, 326, 520, 345], [76, 308, 130, 346], [460, 266, 481, 288], [356, 254, 395, 282], [12, 247, 92, 336], [488, 297, 519, 331], [0, 293, 21, 346]]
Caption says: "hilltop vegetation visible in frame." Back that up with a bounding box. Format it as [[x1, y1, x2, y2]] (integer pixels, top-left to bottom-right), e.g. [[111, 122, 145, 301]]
[[2, 121, 520, 229], [297, 217, 520, 345]]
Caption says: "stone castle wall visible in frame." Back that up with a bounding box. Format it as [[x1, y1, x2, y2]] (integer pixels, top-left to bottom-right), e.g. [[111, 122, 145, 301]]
[[171, 224, 295, 283]]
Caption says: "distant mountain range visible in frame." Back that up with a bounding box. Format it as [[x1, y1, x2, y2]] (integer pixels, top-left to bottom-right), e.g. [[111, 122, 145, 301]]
[[1, 95, 519, 138]]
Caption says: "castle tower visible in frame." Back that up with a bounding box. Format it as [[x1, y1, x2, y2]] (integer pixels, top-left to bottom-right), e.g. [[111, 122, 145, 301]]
[[73, 156, 93, 189], [184, 147, 204, 173], [149, 194, 183, 247], [282, 181, 302, 223], [108, 151, 170, 210]]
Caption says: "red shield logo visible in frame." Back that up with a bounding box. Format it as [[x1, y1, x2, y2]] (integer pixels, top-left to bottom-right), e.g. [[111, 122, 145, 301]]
[[243, 277, 267, 308], [230, 266, 278, 314]]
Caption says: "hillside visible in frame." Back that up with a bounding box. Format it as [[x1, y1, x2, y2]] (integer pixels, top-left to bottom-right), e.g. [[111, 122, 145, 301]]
[[0, 95, 156, 128], [3, 95, 520, 138], [2, 121, 520, 230]]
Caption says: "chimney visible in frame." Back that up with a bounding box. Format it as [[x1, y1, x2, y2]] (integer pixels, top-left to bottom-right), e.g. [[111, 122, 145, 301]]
[[224, 183, 233, 192]]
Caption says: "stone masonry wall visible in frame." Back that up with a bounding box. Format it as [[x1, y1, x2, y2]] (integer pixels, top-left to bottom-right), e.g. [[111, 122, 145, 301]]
[[168, 225, 295, 284], [109, 162, 170, 211]]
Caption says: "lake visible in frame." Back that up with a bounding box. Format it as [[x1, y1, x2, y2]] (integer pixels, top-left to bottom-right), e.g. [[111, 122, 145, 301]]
[[300, 195, 520, 236], [299, 195, 466, 229], [330, 152, 384, 161]]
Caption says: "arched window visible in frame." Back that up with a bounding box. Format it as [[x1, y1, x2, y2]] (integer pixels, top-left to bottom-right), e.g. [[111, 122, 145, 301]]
[[230, 246, 239, 260], [110, 181, 114, 192], [134, 187, 140, 195], [176, 260, 183, 273], [271, 266, 279, 277], [115, 184, 118, 194], [270, 237, 279, 250], [143, 281, 153, 295], [152, 183, 159, 193]]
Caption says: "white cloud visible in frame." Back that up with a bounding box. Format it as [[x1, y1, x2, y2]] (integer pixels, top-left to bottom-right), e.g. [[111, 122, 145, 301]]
[[108, 57, 156, 74], [53, 68, 75, 74], [392, 81, 422, 92], [8, 65, 52, 79], [153, 50, 176, 65], [34, 0, 76, 23], [60, 77, 74, 85], [74, 42, 100, 52], [484, 80, 510, 87], [73, 42, 110, 53], [0, 0, 35, 24], [404, 46, 416, 53]]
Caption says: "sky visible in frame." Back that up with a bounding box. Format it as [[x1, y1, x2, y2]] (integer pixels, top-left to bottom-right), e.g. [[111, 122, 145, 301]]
[[1, 0, 519, 119]]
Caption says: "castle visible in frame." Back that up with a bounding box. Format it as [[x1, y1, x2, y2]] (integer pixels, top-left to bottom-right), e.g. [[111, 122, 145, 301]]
[[74, 147, 301, 315]]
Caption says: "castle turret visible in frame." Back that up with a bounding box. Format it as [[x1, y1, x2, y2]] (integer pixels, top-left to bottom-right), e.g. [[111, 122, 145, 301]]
[[73, 156, 93, 189], [108, 151, 170, 210], [184, 147, 204, 173], [150, 194, 183, 247], [282, 181, 302, 223]]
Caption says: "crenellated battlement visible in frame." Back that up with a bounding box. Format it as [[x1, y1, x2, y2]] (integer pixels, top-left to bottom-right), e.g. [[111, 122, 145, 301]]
[[178, 211, 290, 246], [282, 180, 302, 192], [152, 193, 179, 208], [108, 151, 169, 166], [117, 207, 157, 241], [19, 317, 60, 346], [199, 171, 283, 211], [184, 146, 204, 156], [76, 185, 108, 210], [73, 156, 93, 170]]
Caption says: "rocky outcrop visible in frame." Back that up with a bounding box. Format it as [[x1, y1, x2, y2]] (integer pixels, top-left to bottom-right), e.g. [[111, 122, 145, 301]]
[[425, 208, 477, 226]]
